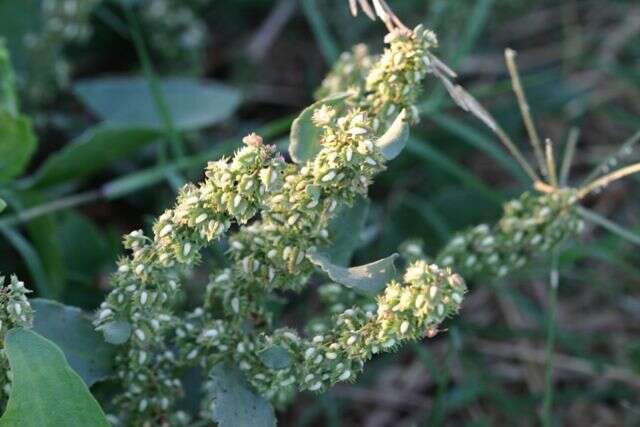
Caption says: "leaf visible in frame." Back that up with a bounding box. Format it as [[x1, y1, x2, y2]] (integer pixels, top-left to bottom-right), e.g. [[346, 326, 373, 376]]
[[98, 320, 132, 346], [0, 328, 109, 427], [208, 362, 276, 427], [0, 197, 6, 213], [73, 76, 242, 130], [0, 111, 36, 182], [376, 110, 409, 160], [307, 250, 399, 297], [0, 38, 18, 115], [321, 196, 370, 266], [289, 92, 350, 163], [28, 125, 161, 188], [15, 191, 66, 298], [258, 345, 292, 370], [31, 299, 117, 386]]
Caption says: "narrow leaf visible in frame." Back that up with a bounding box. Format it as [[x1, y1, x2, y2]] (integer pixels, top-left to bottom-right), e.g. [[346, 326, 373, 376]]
[[28, 125, 161, 188], [0, 328, 109, 427], [307, 250, 399, 297], [0, 111, 36, 182], [31, 299, 117, 386], [376, 110, 409, 160], [73, 77, 242, 130], [208, 363, 276, 427], [289, 92, 350, 163]]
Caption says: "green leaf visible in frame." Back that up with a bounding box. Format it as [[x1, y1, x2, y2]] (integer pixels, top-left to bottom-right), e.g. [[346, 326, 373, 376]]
[[376, 110, 409, 160], [0, 38, 18, 115], [31, 299, 116, 386], [289, 92, 350, 163], [320, 196, 370, 266], [0, 328, 109, 427], [98, 320, 132, 346], [258, 345, 292, 370], [0, 111, 36, 182], [28, 125, 161, 188], [0, 197, 6, 213], [73, 77, 242, 130], [307, 250, 399, 297], [208, 362, 276, 427], [15, 191, 66, 298]]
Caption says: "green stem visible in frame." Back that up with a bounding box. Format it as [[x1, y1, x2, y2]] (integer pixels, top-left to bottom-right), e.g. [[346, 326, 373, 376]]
[[542, 251, 560, 426], [122, 3, 185, 188]]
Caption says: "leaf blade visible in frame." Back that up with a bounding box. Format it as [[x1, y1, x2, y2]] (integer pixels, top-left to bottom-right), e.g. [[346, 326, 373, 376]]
[[307, 250, 399, 297], [73, 76, 242, 130], [0, 328, 109, 427]]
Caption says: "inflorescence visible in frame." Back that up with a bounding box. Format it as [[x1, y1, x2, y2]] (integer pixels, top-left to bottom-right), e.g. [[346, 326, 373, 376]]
[[0, 17, 598, 427]]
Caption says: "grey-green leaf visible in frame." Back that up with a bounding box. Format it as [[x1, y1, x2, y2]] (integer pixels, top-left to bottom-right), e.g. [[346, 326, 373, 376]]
[[258, 345, 292, 370], [376, 109, 409, 160], [307, 250, 399, 297], [0, 111, 36, 182], [208, 363, 276, 427], [0, 328, 109, 427], [28, 125, 161, 188], [0, 197, 6, 213], [289, 92, 350, 163], [321, 196, 370, 266], [73, 77, 242, 130], [31, 299, 117, 386], [99, 320, 132, 345]]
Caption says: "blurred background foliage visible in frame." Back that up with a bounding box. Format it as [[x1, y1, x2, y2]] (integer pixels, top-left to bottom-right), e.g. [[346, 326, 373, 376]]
[[0, 0, 639, 425]]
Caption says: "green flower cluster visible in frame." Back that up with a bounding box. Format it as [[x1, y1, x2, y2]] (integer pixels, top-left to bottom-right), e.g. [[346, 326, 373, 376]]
[[0, 275, 33, 402], [436, 190, 584, 278], [94, 138, 285, 424], [22, 0, 100, 103]]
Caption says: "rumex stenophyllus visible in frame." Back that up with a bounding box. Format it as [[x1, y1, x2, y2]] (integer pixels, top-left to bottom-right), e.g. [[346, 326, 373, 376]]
[[93, 23, 458, 424]]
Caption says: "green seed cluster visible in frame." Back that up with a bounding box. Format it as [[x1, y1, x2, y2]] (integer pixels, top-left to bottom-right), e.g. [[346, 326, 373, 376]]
[[22, 0, 100, 103], [316, 25, 437, 131], [436, 190, 584, 278], [225, 108, 387, 294], [364, 25, 437, 126], [0, 275, 33, 403], [231, 261, 465, 400], [98, 26, 458, 424], [94, 138, 285, 424]]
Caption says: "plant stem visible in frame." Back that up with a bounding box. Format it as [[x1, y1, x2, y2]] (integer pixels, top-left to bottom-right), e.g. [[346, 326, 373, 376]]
[[505, 48, 548, 180], [577, 162, 640, 199], [542, 251, 560, 426], [577, 206, 640, 247], [122, 2, 184, 189], [559, 128, 579, 186]]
